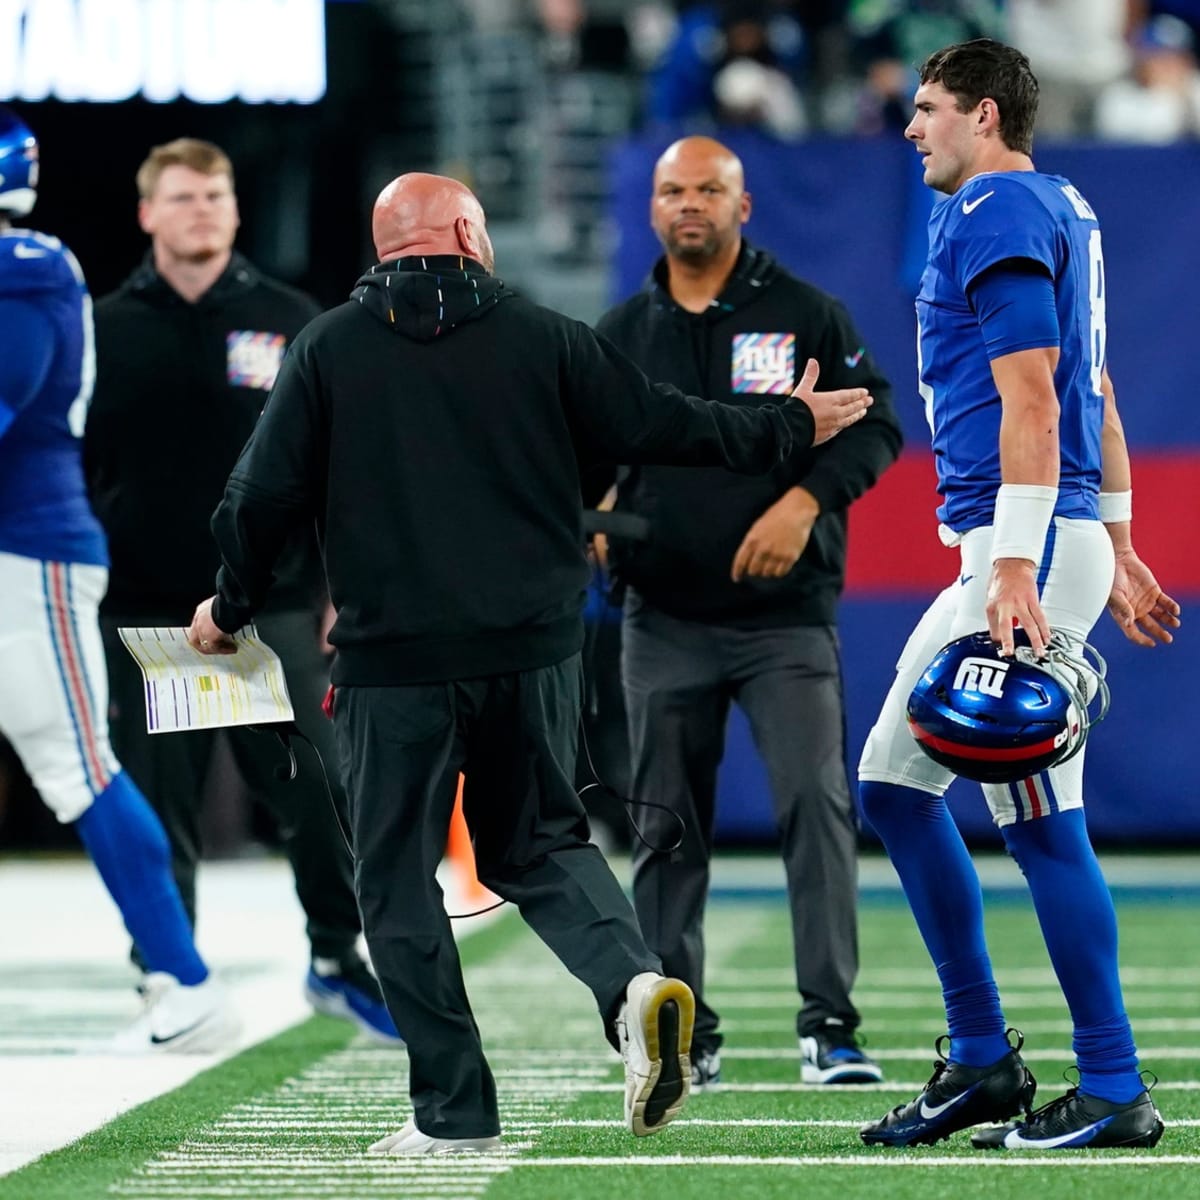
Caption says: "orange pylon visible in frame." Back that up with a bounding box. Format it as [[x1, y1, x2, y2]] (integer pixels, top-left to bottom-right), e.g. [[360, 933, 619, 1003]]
[[447, 775, 489, 905]]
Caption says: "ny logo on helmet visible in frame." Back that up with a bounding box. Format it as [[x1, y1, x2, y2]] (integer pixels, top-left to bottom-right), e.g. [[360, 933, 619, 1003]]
[[952, 656, 1010, 698]]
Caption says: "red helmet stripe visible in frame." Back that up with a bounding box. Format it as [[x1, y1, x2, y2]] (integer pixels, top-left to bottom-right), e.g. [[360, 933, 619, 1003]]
[[907, 720, 1063, 762]]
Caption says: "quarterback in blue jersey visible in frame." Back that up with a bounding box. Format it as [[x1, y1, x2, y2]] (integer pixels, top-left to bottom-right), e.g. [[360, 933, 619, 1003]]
[[856, 42, 1181, 1150], [0, 107, 237, 1052]]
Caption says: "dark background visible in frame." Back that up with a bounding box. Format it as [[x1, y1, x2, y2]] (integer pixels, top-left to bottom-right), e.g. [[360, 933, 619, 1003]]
[[6, 0, 401, 307]]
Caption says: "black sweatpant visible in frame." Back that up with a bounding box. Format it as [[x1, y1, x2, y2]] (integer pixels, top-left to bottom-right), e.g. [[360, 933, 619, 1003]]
[[622, 593, 862, 1052], [334, 653, 659, 1138], [101, 607, 361, 963]]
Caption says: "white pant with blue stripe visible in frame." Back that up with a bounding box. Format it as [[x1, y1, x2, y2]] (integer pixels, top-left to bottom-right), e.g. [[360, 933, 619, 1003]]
[[0, 550, 120, 822], [858, 518, 1114, 827]]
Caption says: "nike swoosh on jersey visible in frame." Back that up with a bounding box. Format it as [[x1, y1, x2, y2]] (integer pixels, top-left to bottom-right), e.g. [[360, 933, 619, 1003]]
[[13, 243, 48, 258], [919, 1085, 977, 1120], [1000, 1116, 1114, 1149], [959, 574, 975, 586], [844, 347, 865, 368], [961, 191, 995, 215]]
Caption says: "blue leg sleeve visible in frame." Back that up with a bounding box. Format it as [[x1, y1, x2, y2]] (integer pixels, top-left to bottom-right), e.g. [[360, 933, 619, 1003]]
[[1002, 810, 1142, 1102], [75, 771, 208, 986], [860, 781, 1008, 1066]]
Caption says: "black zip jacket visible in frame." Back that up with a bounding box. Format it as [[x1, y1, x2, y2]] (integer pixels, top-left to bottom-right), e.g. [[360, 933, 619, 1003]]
[[596, 243, 903, 627], [208, 256, 823, 685], [85, 252, 324, 620]]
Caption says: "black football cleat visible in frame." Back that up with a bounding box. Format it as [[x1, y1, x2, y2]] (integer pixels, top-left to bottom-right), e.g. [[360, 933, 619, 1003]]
[[861, 1032, 1036, 1147], [971, 1086, 1164, 1150]]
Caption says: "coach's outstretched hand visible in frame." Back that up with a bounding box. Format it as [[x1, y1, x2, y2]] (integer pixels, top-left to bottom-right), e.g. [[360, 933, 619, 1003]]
[[790, 358, 873, 446]]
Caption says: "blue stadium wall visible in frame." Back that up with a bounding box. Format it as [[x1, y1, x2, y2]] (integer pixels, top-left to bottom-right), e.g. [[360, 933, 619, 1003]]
[[606, 133, 1200, 846]]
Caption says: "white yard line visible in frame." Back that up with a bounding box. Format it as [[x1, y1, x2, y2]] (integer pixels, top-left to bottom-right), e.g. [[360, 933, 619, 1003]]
[[704, 990, 1200, 1009], [722, 1017, 1200, 1034], [711, 1046, 1200, 1061]]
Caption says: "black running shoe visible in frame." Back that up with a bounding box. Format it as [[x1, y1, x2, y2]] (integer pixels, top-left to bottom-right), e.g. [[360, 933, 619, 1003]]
[[860, 1032, 1036, 1147], [971, 1087, 1164, 1150]]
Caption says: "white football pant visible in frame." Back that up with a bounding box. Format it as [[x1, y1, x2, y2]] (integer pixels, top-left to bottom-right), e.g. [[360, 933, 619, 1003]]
[[0, 550, 119, 822], [859, 517, 1114, 827]]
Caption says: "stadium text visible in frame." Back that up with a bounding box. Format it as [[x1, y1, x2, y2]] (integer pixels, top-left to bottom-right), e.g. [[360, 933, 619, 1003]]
[[0, 0, 326, 104]]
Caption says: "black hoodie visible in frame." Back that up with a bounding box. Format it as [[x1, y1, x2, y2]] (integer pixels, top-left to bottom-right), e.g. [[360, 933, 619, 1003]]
[[596, 243, 902, 627], [86, 252, 324, 619], [209, 256, 822, 685]]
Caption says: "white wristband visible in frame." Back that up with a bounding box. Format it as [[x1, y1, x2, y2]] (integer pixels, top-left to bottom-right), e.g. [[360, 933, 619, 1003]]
[[990, 483, 1057, 564], [1098, 489, 1132, 524]]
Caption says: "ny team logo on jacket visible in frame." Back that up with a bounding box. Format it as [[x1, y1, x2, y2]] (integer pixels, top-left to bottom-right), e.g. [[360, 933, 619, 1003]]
[[731, 332, 795, 394], [226, 330, 287, 390]]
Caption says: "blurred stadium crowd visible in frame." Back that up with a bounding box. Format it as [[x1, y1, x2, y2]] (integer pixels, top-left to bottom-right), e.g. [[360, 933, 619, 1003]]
[[506, 0, 1200, 142], [421, 0, 1200, 263]]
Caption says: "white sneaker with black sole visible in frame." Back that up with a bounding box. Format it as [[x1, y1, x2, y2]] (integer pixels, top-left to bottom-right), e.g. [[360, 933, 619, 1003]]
[[109, 973, 241, 1054], [368, 1118, 501, 1156], [618, 972, 695, 1136]]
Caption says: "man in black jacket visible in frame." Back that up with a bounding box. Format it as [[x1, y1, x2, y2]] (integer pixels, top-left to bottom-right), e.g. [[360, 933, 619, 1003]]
[[187, 171, 874, 1153], [84, 138, 398, 1043], [595, 136, 903, 1089]]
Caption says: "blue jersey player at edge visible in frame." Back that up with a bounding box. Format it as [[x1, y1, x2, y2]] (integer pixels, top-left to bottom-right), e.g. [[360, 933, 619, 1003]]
[[855, 41, 1181, 1151], [0, 106, 239, 1052]]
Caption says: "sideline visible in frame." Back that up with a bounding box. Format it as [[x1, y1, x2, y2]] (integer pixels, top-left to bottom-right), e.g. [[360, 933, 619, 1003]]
[[0, 856, 492, 1175]]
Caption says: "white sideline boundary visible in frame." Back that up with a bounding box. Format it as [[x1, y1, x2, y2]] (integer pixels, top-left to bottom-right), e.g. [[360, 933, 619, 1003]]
[[0, 857, 490, 1176]]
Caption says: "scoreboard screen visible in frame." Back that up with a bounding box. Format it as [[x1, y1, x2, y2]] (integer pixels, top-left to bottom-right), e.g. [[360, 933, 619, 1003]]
[[0, 0, 334, 105]]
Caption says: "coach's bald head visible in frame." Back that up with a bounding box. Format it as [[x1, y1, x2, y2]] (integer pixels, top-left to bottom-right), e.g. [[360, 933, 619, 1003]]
[[372, 173, 494, 271]]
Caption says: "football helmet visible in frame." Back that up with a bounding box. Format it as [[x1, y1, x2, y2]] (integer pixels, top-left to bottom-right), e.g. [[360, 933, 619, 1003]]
[[0, 105, 39, 218], [907, 630, 1109, 784]]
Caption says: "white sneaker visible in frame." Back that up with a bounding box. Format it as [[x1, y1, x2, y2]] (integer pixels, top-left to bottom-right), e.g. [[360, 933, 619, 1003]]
[[618, 972, 694, 1136], [368, 1118, 501, 1156], [108, 973, 241, 1054]]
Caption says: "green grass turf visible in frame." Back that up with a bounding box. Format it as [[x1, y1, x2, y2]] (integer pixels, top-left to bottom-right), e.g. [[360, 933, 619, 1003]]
[[3, 891, 1197, 1200]]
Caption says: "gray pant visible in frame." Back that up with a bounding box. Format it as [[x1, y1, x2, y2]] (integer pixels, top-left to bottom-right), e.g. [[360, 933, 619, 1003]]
[[334, 653, 659, 1138], [622, 593, 861, 1052], [102, 607, 361, 963]]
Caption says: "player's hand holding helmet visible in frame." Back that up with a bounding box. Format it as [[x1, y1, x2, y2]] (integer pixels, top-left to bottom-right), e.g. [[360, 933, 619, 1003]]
[[906, 629, 1110, 784]]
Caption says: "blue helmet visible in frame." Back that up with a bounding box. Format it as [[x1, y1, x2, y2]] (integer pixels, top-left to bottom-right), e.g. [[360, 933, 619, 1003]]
[[906, 630, 1110, 784], [0, 105, 39, 218]]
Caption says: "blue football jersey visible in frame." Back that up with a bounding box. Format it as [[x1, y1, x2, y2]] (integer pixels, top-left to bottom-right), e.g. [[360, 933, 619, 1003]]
[[916, 172, 1106, 533], [0, 228, 107, 565]]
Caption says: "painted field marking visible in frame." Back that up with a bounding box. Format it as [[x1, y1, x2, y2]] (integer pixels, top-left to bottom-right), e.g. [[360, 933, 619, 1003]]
[[718, 1017, 1200, 1035], [711, 1046, 1200, 1062], [705, 991, 1200, 1009]]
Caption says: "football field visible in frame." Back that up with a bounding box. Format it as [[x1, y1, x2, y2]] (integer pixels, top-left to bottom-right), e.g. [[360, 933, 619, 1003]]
[[1, 856, 1198, 1200]]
